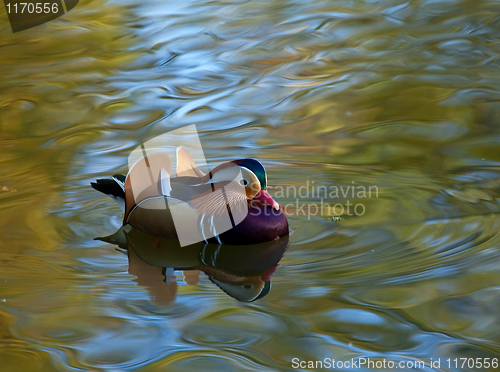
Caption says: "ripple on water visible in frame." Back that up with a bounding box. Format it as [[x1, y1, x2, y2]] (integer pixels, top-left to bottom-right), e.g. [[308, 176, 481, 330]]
[[107, 109, 165, 130], [311, 308, 417, 351], [150, 351, 277, 372], [0, 347, 61, 372], [72, 322, 170, 370], [181, 308, 288, 347], [405, 284, 500, 342]]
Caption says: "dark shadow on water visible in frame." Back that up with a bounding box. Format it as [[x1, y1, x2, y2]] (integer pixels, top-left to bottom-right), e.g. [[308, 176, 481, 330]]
[[97, 226, 289, 304]]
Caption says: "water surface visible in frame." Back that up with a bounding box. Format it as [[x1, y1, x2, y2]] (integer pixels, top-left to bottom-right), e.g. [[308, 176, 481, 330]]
[[1, 0, 500, 370]]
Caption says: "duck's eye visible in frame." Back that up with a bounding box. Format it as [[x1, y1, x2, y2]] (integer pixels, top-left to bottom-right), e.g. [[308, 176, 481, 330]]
[[244, 285, 252, 289], [239, 178, 249, 186]]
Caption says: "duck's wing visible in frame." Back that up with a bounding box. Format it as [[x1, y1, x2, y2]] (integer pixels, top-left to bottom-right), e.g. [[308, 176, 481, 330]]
[[126, 183, 248, 247], [125, 154, 250, 246], [176, 146, 205, 178], [124, 152, 172, 219], [188, 181, 248, 217]]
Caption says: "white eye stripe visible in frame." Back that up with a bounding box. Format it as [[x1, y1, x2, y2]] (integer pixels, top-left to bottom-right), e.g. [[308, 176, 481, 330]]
[[240, 167, 259, 184]]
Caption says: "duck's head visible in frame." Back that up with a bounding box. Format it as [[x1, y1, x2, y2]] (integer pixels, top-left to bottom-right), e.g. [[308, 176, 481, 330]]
[[203, 158, 279, 210], [231, 159, 279, 210]]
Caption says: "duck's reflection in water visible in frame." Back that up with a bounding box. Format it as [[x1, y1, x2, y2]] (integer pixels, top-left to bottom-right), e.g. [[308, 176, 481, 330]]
[[98, 226, 289, 304]]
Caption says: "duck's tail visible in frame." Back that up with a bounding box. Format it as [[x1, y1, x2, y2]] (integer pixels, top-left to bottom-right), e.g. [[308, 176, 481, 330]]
[[91, 175, 126, 212]]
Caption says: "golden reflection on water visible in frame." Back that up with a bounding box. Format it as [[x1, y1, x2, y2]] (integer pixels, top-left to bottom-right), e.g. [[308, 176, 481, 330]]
[[1, 0, 500, 370]]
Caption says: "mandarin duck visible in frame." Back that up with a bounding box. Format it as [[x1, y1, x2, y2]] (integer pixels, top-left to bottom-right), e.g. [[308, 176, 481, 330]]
[[92, 147, 288, 245]]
